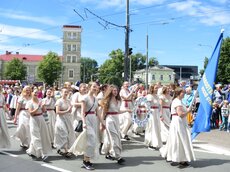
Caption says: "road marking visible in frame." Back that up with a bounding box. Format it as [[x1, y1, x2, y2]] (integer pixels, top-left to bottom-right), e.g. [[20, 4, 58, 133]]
[[0, 151, 18, 157], [41, 164, 72, 172]]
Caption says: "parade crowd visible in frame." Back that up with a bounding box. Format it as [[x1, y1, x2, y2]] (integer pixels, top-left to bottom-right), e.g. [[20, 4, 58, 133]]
[[0, 80, 230, 170]]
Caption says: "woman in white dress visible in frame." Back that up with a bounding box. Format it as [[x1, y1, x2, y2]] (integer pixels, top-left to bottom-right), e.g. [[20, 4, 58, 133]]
[[26, 89, 52, 161], [71, 83, 87, 134], [54, 88, 75, 157], [43, 88, 56, 147], [13, 86, 32, 148], [69, 82, 104, 170], [101, 85, 129, 165], [145, 84, 163, 150], [160, 87, 195, 167], [0, 85, 11, 148], [159, 86, 172, 142]]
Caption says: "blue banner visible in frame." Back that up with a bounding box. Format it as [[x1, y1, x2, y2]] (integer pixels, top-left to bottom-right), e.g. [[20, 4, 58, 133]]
[[191, 32, 224, 140]]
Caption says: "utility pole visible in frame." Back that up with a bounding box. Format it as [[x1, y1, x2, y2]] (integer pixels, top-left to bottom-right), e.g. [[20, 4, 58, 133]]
[[124, 0, 130, 81], [146, 28, 149, 89]]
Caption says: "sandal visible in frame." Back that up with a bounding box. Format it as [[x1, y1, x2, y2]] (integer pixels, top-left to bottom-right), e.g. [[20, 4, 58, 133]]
[[57, 149, 65, 156], [64, 152, 73, 158]]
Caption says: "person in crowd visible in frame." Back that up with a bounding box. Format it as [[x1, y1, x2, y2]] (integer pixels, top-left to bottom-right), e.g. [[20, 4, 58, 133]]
[[54, 88, 75, 157], [69, 82, 104, 170], [101, 85, 130, 164], [13, 86, 32, 148], [96, 84, 108, 153], [160, 87, 195, 167], [145, 84, 162, 150], [211, 102, 220, 129], [9, 90, 20, 119], [119, 81, 137, 140], [37, 86, 44, 100], [53, 86, 61, 100], [0, 85, 11, 148], [137, 83, 145, 97], [43, 88, 56, 147], [64, 82, 73, 99], [219, 100, 229, 131], [26, 89, 52, 161], [71, 83, 87, 135], [182, 87, 195, 127], [159, 86, 172, 143]]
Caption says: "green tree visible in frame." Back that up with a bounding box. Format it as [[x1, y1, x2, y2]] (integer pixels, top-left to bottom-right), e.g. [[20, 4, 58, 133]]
[[149, 57, 159, 67], [80, 57, 98, 83], [199, 57, 209, 76], [38, 51, 62, 86], [98, 49, 124, 87], [4, 58, 27, 80], [216, 37, 230, 84]]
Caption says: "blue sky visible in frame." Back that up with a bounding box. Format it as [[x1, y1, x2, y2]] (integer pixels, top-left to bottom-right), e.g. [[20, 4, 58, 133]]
[[0, 0, 230, 70]]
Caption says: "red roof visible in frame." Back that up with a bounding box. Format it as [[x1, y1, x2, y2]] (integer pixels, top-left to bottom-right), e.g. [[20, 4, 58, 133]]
[[0, 54, 44, 62]]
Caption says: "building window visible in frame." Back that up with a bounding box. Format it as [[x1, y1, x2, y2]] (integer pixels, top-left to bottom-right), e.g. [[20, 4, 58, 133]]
[[72, 32, 77, 39], [169, 75, 172, 80], [152, 74, 155, 80], [67, 44, 71, 51], [72, 56, 76, 63], [160, 75, 163, 80], [68, 69, 74, 78], [72, 44, 77, 51], [67, 32, 71, 39], [67, 56, 71, 63]]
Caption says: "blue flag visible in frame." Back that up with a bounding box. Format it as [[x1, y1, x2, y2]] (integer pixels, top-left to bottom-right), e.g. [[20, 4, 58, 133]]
[[191, 31, 224, 140]]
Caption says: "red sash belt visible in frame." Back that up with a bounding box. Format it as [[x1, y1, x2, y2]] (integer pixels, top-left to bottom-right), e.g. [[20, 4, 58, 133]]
[[47, 109, 55, 111], [171, 113, 178, 116], [138, 110, 147, 113], [0, 106, 3, 108], [151, 106, 158, 109], [20, 108, 26, 110], [33, 113, 42, 116], [124, 100, 132, 107], [107, 112, 119, 115], [162, 106, 170, 109], [85, 111, 95, 115], [138, 105, 146, 108]]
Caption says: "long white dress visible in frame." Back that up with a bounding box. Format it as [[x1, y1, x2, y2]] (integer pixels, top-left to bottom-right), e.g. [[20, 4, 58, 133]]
[[119, 88, 133, 138], [101, 101, 122, 159], [69, 95, 99, 158], [159, 94, 172, 142], [160, 98, 196, 162], [0, 94, 11, 148], [13, 96, 31, 147], [43, 97, 56, 144], [26, 100, 52, 158], [54, 98, 75, 150], [145, 94, 163, 148]]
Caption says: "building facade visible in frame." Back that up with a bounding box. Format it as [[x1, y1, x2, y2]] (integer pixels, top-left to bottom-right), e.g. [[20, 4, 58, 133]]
[[0, 25, 82, 85], [133, 66, 175, 86]]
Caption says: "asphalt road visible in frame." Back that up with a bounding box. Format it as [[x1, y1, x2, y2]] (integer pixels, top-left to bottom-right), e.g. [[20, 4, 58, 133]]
[[0, 120, 230, 172]]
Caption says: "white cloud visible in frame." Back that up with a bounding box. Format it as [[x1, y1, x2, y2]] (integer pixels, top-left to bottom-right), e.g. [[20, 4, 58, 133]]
[[0, 23, 61, 41], [0, 8, 58, 26], [168, 0, 230, 26]]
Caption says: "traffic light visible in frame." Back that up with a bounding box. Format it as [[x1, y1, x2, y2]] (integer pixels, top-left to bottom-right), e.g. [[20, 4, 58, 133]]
[[128, 48, 133, 55]]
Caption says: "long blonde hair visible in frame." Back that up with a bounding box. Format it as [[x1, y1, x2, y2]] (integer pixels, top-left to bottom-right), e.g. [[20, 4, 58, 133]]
[[21, 85, 32, 97]]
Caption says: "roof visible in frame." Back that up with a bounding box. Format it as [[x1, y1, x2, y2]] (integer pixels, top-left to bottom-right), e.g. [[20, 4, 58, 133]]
[[0, 54, 44, 62], [63, 25, 81, 28]]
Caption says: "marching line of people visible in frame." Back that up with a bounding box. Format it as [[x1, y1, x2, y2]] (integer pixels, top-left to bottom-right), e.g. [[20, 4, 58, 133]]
[[2, 81, 229, 170]]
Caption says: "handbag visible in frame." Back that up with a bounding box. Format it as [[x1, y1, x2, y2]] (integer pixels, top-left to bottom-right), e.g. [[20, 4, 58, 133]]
[[75, 98, 95, 132]]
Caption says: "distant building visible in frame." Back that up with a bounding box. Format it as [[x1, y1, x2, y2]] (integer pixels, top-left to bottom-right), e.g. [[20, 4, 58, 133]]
[[133, 66, 175, 86], [0, 25, 82, 85], [162, 65, 199, 81]]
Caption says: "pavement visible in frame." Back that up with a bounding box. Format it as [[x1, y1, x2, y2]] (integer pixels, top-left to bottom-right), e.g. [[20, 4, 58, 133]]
[[1, 119, 230, 172]]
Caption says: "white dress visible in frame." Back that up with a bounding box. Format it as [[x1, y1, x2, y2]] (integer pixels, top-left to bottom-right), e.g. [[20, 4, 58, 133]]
[[69, 95, 99, 158], [54, 98, 75, 150], [119, 88, 133, 137], [26, 100, 52, 158], [160, 98, 196, 162], [145, 94, 163, 148], [0, 94, 11, 148], [159, 95, 172, 142], [101, 101, 122, 159], [43, 97, 56, 144], [13, 96, 31, 147]]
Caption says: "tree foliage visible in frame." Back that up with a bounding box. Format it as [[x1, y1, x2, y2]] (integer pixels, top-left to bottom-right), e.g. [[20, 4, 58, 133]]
[[199, 57, 208, 76], [216, 37, 230, 84], [38, 51, 62, 86], [80, 57, 98, 83], [98, 49, 124, 87], [4, 58, 27, 80]]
